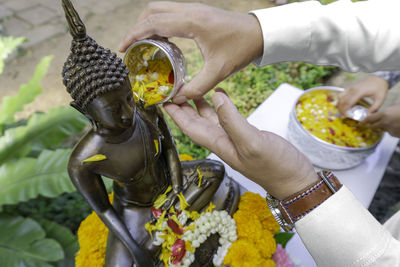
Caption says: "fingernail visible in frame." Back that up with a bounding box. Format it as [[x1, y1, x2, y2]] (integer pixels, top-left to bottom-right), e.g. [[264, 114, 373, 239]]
[[118, 43, 124, 52], [213, 94, 225, 112], [173, 96, 188, 104]]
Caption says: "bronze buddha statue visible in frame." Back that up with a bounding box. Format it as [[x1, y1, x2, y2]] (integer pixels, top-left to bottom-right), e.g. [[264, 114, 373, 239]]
[[61, 1, 240, 266]]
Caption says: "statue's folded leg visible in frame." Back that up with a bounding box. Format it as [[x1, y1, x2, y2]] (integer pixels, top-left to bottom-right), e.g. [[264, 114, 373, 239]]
[[105, 198, 157, 267], [105, 231, 133, 267], [180, 159, 224, 211]]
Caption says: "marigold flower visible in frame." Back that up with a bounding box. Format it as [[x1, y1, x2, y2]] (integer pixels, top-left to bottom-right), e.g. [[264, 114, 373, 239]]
[[234, 210, 263, 239], [223, 239, 263, 267]]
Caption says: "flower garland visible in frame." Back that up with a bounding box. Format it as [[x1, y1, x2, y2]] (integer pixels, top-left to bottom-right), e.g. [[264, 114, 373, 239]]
[[223, 191, 280, 267], [74, 155, 294, 267], [147, 202, 237, 267]]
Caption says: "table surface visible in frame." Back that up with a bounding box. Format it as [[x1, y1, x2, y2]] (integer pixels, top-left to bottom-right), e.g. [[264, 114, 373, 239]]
[[208, 83, 399, 267]]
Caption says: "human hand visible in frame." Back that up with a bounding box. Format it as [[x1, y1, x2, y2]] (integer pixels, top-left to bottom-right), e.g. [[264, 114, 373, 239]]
[[119, 2, 263, 103], [163, 89, 318, 200], [337, 75, 389, 116], [363, 104, 400, 138]]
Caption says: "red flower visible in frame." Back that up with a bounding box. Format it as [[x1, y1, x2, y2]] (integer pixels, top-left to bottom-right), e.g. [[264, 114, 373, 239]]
[[171, 239, 186, 264], [151, 207, 163, 219], [167, 219, 184, 235], [168, 70, 174, 84]]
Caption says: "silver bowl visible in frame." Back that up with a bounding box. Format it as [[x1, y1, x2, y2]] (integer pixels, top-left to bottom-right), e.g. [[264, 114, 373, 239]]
[[287, 86, 382, 170], [123, 38, 186, 105]]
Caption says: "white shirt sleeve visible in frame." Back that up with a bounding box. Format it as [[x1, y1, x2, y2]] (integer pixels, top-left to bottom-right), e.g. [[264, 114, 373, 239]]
[[295, 186, 400, 266], [250, 0, 400, 72]]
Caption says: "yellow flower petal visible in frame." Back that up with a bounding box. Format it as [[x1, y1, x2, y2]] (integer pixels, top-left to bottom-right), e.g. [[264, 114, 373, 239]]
[[177, 192, 189, 211], [196, 167, 203, 188], [154, 139, 159, 155], [179, 154, 195, 161], [81, 154, 107, 164], [206, 202, 216, 213]]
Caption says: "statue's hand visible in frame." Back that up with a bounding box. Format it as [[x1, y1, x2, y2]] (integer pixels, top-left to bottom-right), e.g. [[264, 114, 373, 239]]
[[161, 191, 179, 210]]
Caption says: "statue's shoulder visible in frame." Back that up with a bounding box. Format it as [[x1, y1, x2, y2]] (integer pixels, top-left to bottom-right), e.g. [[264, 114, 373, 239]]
[[68, 130, 104, 173]]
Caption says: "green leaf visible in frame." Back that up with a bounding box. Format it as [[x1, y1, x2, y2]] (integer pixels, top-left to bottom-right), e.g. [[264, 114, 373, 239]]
[[0, 36, 26, 74], [0, 55, 53, 127], [274, 232, 295, 248], [0, 149, 76, 209], [0, 214, 64, 267], [37, 219, 78, 267], [0, 106, 87, 164]]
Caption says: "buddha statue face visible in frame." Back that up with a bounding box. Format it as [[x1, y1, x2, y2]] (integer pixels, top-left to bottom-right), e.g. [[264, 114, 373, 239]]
[[85, 77, 137, 138]]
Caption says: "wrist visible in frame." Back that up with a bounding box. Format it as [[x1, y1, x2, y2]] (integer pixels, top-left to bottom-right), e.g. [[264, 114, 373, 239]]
[[267, 167, 319, 200], [247, 14, 264, 61], [266, 171, 342, 231]]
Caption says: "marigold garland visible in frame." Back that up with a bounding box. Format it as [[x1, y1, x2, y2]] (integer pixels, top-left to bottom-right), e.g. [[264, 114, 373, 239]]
[[224, 192, 280, 267], [75, 193, 113, 267]]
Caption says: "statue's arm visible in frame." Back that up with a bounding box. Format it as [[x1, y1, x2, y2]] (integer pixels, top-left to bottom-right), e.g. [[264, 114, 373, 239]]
[[157, 108, 183, 194], [68, 162, 153, 266]]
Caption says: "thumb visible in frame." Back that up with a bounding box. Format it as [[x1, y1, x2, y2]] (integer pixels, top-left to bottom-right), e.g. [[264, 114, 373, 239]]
[[212, 89, 260, 151], [176, 63, 221, 101]]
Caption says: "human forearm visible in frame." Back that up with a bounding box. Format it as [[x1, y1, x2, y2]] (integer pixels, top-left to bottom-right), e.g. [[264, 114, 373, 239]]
[[251, 0, 400, 72]]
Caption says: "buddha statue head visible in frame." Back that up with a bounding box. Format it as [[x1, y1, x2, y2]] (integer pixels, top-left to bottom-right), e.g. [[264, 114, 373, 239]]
[[61, 0, 135, 138]]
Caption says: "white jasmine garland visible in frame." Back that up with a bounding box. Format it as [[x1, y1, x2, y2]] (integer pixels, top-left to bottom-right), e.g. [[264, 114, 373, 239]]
[[174, 210, 237, 267], [150, 208, 237, 267]]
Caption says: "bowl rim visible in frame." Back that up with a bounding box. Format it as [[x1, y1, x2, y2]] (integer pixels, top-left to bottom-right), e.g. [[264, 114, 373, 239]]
[[291, 86, 382, 151], [123, 39, 179, 105]]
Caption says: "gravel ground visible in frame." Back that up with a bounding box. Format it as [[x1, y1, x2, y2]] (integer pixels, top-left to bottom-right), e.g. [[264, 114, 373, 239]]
[[369, 145, 400, 223]]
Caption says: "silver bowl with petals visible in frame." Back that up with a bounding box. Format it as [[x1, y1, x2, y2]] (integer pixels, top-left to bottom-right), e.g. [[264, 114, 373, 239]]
[[287, 86, 382, 170]]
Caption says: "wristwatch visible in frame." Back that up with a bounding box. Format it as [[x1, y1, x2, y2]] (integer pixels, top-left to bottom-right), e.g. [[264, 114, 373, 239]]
[[266, 170, 342, 232]]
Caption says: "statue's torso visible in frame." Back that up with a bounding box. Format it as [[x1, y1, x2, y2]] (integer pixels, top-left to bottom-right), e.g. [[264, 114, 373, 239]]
[[73, 110, 169, 206]]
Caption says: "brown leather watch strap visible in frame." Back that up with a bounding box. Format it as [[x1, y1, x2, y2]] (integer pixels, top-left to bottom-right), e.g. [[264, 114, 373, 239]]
[[279, 171, 342, 224]]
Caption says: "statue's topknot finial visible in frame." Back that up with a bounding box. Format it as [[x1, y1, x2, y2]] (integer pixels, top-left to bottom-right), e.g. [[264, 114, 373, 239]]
[[61, 0, 129, 111], [62, 0, 86, 39]]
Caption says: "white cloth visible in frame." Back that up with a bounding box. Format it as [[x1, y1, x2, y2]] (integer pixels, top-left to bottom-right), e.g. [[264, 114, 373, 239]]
[[250, 1, 400, 266], [251, 0, 400, 72]]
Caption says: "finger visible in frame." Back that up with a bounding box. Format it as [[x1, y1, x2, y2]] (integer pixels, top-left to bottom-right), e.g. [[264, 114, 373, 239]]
[[136, 1, 184, 23], [369, 120, 385, 130], [163, 102, 222, 145], [368, 95, 385, 114], [337, 88, 362, 115], [193, 98, 219, 125], [363, 112, 383, 125], [119, 13, 194, 52], [164, 102, 239, 167], [175, 62, 221, 100], [212, 90, 260, 153]]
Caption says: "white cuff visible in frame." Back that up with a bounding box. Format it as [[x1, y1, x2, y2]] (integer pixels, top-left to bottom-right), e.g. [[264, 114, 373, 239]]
[[295, 185, 399, 266]]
